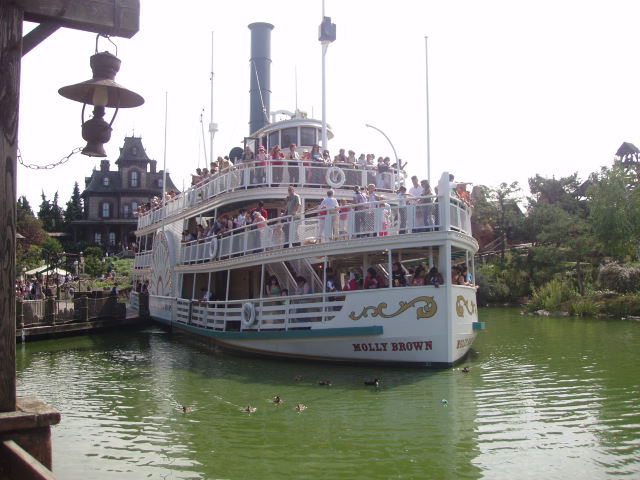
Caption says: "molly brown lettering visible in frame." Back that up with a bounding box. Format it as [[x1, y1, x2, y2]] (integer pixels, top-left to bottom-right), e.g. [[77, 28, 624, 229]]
[[352, 341, 432, 352], [352, 342, 388, 352]]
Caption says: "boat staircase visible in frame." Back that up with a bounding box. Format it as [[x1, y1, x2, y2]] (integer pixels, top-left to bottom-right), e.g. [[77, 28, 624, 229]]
[[266, 262, 298, 294], [286, 258, 323, 293]]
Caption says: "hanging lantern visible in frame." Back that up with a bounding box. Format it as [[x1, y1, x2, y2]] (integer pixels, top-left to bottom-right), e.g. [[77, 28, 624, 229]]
[[59, 48, 144, 157]]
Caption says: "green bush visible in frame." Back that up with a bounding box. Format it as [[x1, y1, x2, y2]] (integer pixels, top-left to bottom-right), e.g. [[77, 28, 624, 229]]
[[527, 278, 577, 312], [597, 263, 640, 294], [601, 295, 640, 317], [568, 298, 598, 316]]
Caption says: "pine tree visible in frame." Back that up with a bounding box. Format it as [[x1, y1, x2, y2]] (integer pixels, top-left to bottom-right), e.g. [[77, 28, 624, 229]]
[[51, 191, 65, 231], [17, 195, 34, 219], [64, 182, 84, 226], [38, 191, 53, 231]]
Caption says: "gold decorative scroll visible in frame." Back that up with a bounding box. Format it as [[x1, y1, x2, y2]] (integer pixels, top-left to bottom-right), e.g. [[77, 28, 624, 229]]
[[349, 296, 437, 321], [456, 296, 477, 317]]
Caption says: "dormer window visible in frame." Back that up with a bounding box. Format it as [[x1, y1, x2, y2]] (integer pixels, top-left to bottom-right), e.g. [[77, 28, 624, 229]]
[[102, 177, 110, 186], [158, 179, 164, 188], [131, 146, 138, 156]]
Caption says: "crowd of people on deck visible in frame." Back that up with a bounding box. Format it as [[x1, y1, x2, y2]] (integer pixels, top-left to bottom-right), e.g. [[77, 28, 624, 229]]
[[176, 169, 471, 250], [251, 261, 475, 304], [134, 143, 433, 218]]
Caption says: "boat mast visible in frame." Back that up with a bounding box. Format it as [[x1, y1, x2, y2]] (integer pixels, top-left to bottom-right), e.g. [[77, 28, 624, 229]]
[[209, 31, 218, 164], [425, 36, 431, 184], [161, 92, 168, 233], [319, 1, 336, 151]]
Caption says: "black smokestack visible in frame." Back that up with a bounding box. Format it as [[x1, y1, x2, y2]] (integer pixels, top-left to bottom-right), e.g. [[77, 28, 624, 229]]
[[248, 22, 274, 135]]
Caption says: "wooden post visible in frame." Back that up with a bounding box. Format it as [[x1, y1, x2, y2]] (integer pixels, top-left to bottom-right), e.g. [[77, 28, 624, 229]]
[[15, 300, 24, 330], [0, 3, 21, 413]]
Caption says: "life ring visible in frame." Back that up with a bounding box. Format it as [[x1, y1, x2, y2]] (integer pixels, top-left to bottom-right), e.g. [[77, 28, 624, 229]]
[[241, 302, 256, 328], [325, 166, 346, 189], [208, 236, 218, 258]]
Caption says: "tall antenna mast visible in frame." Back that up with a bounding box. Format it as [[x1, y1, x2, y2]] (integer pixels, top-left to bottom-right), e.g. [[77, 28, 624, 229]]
[[319, 0, 336, 151], [295, 65, 298, 112], [425, 36, 431, 184], [209, 31, 218, 163]]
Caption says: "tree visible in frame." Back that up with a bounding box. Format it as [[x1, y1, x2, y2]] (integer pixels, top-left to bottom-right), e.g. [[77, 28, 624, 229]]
[[528, 173, 583, 214], [17, 195, 34, 219], [50, 191, 64, 232], [64, 182, 83, 226], [38, 191, 64, 232], [37, 191, 53, 231], [84, 255, 106, 278], [474, 182, 523, 259], [589, 164, 639, 260], [41, 237, 63, 258], [533, 206, 598, 295]]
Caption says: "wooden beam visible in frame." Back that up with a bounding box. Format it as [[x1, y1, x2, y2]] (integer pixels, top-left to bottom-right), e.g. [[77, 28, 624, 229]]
[[0, 440, 55, 480], [21, 21, 59, 55], [16, 0, 139, 39], [0, 3, 21, 413]]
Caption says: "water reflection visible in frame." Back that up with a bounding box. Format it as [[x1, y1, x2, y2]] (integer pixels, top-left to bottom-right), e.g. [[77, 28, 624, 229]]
[[16, 310, 640, 479]]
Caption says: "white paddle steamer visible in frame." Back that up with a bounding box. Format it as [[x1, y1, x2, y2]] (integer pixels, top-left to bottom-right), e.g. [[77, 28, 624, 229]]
[[131, 22, 481, 367]]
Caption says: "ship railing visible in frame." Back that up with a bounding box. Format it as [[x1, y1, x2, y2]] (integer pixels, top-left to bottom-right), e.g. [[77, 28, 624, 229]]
[[137, 160, 406, 229], [171, 291, 347, 331], [177, 195, 476, 265], [133, 251, 153, 270]]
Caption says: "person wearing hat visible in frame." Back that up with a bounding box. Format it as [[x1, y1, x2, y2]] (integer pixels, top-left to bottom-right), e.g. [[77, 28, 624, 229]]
[[255, 145, 269, 185]]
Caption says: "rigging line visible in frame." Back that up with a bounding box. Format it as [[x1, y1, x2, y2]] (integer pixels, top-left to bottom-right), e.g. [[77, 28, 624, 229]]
[[252, 60, 269, 124]]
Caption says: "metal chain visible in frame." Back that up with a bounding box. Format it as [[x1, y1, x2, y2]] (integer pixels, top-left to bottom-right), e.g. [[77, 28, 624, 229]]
[[17, 147, 84, 170]]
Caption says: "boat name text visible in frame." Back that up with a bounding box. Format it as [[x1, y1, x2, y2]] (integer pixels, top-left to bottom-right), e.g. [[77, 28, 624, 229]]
[[352, 341, 433, 352]]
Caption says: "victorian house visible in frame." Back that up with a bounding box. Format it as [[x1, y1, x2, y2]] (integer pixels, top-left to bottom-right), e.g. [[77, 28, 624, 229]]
[[69, 136, 178, 252]]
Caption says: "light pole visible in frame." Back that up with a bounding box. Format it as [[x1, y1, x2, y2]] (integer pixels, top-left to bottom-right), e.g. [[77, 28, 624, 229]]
[[365, 123, 399, 180]]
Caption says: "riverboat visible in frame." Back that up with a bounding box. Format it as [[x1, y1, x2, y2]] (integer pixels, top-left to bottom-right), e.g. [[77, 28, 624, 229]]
[[131, 22, 481, 367]]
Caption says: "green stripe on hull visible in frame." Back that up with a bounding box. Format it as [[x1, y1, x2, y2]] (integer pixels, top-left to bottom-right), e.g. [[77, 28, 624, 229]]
[[154, 317, 383, 340]]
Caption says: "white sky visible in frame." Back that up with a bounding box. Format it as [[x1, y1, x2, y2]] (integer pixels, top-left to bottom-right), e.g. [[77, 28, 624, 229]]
[[17, 0, 640, 209]]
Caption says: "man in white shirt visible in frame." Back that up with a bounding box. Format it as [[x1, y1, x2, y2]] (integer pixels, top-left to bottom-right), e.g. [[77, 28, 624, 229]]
[[318, 190, 339, 240], [408, 175, 422, 199]]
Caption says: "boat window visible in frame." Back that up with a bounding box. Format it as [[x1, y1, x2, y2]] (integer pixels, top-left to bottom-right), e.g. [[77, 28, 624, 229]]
[[281, 128, 297, 147], [268, 131, 279, 149], [300, 127, 316, 147]]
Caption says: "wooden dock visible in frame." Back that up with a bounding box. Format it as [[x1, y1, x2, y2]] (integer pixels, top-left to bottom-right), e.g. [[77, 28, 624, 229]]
[[15, 294, 151, 342]]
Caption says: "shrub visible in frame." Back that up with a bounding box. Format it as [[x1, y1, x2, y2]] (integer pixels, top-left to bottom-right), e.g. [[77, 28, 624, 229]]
[[601, 295, 640, 317], [597, 263, 640, 293], [568, 298, 598, 316], [527, 278, 577, 312]]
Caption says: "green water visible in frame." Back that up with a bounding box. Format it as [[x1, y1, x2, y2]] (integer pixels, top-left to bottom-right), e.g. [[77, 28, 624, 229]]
[[16, 309, 640, 479]]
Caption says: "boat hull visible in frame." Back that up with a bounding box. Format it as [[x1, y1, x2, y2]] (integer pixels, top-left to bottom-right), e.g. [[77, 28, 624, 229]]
[[147, 285, 479, 367]]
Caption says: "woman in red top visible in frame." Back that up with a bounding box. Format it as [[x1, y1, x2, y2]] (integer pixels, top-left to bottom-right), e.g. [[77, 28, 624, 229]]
[[270, 145, 285, 185]]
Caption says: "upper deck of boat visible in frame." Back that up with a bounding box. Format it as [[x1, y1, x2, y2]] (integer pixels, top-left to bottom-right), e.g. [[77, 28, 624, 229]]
[[133, 169, 476, 273]]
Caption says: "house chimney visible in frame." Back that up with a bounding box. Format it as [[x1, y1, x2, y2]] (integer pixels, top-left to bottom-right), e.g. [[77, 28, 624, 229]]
[[149, 160, 157, 173], [100, 160, 110, 171], [248, 22, 274, 135]]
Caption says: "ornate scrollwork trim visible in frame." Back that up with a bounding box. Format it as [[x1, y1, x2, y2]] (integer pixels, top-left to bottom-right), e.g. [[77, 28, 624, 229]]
[[456, 296, 477, 317], [349, 296, 437, 321]]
